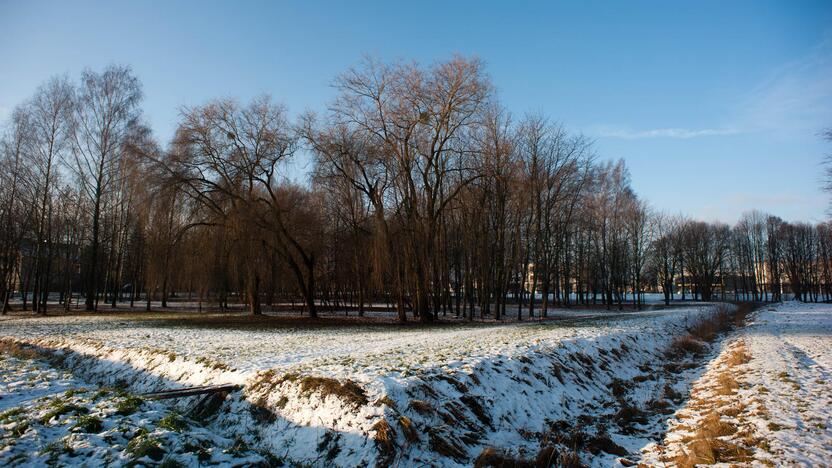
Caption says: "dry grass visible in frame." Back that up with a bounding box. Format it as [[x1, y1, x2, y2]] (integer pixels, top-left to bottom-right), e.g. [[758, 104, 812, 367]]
[[672, 412, 750, 467], [247, 371, 368, 409], [767, 421, 784, 431], [473, 445, 563, 468], [653, 305, 770, 467], [371, 419, 397, 464], [668, 335, 708, 357], [408, 399, 433, 415], [725, 342, 752, 366], [615, 403, 648, 429], [247, 369, 278, 394], [434, 374, 469, 393], [666, 304, 749, 359], [0, 338, 46, 360], [675, 438, 754, 467], [473, 447, 531, 468], [720, 402, 747, 417], [398, 415, 420, 443], [557, 450, 583, 468], [551, 363, 565, 384], [460, 395, 492, 428], [374, 395, 398, 411], [297, 375, 368, 407], [610, 378, 631, 398], [691, 303, 750, 342], [439, 402, 472, 428], [427, 428, 467, 461], [700, 412, 737, 437], [715, 372, 739, 395], [586, 434, 628, 456]]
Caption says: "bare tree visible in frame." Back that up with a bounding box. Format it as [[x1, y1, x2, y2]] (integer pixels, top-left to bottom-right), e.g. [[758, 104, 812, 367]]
[[162, 96, 320, 316], [650, 213, 680, 305], [23, 76, 74, 313], [680, 221, 730, 301], [69, 65, 142, 311], [329, 56, 493, 322], [0, 108, 34, 312]]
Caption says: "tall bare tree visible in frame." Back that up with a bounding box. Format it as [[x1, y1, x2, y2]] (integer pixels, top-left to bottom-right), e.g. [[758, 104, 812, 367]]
[[70, 65, 142, 311]]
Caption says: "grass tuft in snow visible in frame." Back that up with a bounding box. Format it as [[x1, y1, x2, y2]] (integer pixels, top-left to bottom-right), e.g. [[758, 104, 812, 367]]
[[460, 395, 492, 428], [427, 427, 467, 461], [127, 432, 166, 462], [297, 375, 368, 407], [408, 399, 433, 415], [0, 406, 26, 422], [398, 415, 420, 442], [114, 395, 143, 415], [371, 419, 397, 465], [40, 399, 89, 424], [158, 412, 188, 432], [72, 414, 103, 433], [373, 394, 398, 411], [0, 338, 44, 360]]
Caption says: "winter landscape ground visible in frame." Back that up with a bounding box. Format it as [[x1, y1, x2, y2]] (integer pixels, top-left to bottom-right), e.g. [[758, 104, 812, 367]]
[[1, 301, 828, 467]]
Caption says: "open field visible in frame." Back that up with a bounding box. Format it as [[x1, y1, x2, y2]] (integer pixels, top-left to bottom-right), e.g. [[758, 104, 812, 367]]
[[0, 306, 708, 382]]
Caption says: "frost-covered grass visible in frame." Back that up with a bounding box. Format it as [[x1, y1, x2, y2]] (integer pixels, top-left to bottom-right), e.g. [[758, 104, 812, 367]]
[[641, 301, 832, 466], [0, 304, 738, 466]]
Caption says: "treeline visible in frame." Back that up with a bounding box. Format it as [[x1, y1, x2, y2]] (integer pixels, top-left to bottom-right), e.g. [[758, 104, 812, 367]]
[[1, 58, 829, 322]]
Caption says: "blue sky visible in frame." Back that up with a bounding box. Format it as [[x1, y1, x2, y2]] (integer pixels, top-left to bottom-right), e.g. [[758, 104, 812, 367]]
[[1, 0, 831, 223]]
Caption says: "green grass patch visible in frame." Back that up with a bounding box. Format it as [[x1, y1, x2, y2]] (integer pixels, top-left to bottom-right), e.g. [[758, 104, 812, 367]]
[[0, 407, 25, 423], [127, 434, 165, 461], [158, 412, 188, 432], [10, 420, 30, 437], [115, 396, 144, 416], [72, 414, 103, 433], [64, 388, 87, 398], [40, 402, 89, 424]]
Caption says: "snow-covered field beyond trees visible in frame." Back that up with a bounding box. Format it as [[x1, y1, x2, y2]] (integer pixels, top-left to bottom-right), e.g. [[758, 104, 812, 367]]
[[1, 303, 830, 466]]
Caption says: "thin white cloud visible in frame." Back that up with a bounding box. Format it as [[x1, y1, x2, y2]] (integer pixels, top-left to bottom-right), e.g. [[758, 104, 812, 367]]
[[592, 32, 832, 141], [593, 126, 741, 139], [737, 34, 832, 136]]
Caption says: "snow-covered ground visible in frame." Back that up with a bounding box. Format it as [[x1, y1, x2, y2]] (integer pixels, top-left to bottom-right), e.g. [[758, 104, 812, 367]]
[[0, 308, 698, 380], [1, 304, 737, 466], [0, 350, 268, 466], [641, 301, 832, 466]]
